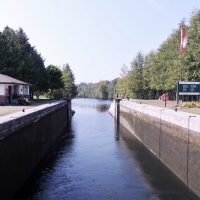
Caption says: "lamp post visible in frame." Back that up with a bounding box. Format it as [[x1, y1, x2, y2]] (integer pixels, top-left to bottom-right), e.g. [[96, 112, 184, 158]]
[[159, 109, 165, 160]]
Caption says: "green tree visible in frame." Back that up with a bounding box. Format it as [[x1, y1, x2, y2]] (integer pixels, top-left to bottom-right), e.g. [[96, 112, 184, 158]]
[[116, 9, 200, 100], [62, 63, 77, 98], [117, 64, 129, 98], [184, 9, 200, 82], [16, 28, 49, 93], [46, 65, 64, 99], [0, 26, 49, 97], [128, 51, 144, 98], [143, 51, 156, 99]]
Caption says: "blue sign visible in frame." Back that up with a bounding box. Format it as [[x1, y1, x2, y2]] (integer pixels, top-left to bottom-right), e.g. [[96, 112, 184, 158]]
[[178, 82, 200, 95]]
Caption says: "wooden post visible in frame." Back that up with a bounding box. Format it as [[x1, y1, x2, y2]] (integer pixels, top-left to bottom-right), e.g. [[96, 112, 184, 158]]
[[115, 98, 122, 122]]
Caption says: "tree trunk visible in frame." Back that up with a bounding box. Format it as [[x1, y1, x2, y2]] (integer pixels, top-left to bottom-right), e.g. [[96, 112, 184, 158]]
[[146, 90, 148, 99]]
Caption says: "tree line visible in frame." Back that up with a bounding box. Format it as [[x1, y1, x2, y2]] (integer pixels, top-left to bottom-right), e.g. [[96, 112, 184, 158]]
[[117, 9, 200, 100], [0, 26, 77, 99], [77, 79, 117, 99]]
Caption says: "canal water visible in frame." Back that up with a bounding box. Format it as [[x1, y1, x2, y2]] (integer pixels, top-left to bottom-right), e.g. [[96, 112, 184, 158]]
[[14, 99, 199, 200]]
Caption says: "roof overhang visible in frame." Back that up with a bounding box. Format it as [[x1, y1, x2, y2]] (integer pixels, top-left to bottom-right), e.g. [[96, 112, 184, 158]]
[[0, 74, 33, 86]]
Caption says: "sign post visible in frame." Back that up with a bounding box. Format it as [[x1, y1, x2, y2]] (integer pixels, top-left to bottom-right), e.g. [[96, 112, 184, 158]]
[[176, 82, 179, 104]]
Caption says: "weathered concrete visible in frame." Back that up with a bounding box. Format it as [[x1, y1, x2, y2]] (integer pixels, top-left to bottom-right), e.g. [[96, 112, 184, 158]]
[[0, 100, 71, 200], [109, 100, 200, 197]]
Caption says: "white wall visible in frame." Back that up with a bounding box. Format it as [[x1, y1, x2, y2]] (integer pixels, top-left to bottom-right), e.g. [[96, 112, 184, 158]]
[[19, 85, 23, 95], [23, 85, 29, 94], [0, 85, 4, 95], [108, 101, 115, 117], [0, 84, 30, 95]]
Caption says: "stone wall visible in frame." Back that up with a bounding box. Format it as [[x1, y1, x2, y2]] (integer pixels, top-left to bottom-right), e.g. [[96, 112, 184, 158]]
[[0, 100, 71, 199], [109, 100, 200, 197]]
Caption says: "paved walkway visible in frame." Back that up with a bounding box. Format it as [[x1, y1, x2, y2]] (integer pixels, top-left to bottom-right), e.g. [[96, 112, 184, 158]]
[[0, 105, 36, 117], [0, 100, 56, 117], [127, 99, 200, 115], [0, 101, 65, 125]]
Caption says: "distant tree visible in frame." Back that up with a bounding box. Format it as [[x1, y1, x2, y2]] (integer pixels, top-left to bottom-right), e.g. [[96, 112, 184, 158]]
[[98, 81, 108, 99], [77, 79, 117, 99], [107, 78, 118, 99], [117, 64, 129, 98]]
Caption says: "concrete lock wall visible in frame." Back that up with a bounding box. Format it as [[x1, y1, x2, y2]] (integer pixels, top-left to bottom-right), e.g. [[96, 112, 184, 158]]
[[109, 100, 200, 197], [0, 100, 71, 200]]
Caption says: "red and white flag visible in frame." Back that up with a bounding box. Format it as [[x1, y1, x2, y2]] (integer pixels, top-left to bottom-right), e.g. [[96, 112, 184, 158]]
[[180, 25, 187, 53]]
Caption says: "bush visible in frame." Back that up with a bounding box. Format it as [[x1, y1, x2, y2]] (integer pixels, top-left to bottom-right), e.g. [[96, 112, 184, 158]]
[[181, 101, 200, 108]]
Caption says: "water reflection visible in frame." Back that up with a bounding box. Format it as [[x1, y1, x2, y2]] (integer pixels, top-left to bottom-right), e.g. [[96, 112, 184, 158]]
[[14, 125, 76, 200], [96, 104, 109, 112], [73, 98, 111, 112], [114, 119, 120, 141]]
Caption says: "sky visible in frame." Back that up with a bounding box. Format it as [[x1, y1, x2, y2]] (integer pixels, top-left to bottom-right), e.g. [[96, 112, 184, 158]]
[[0, 0, 199, 84]]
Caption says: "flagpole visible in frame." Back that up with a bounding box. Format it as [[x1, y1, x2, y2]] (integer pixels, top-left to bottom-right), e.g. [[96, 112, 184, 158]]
[[180, 52, 183, 82], [180, 52, 182, 82], [179, 26, 183, 104], [179, 50, 183, 103]]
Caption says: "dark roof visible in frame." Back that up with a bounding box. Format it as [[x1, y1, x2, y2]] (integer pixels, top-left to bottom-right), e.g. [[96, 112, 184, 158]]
[[0, 74, 32, 85]]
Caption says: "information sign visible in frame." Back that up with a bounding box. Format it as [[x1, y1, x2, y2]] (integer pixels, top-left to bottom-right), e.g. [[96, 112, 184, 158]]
[[178, 82, 200, 95]]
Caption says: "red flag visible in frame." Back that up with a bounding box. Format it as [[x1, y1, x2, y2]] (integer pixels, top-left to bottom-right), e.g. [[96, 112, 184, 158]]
[[180, 25, 187, 53]]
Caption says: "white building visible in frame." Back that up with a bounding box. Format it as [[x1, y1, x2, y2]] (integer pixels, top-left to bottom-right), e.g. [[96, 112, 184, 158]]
[[0, 74, 32, 105]]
